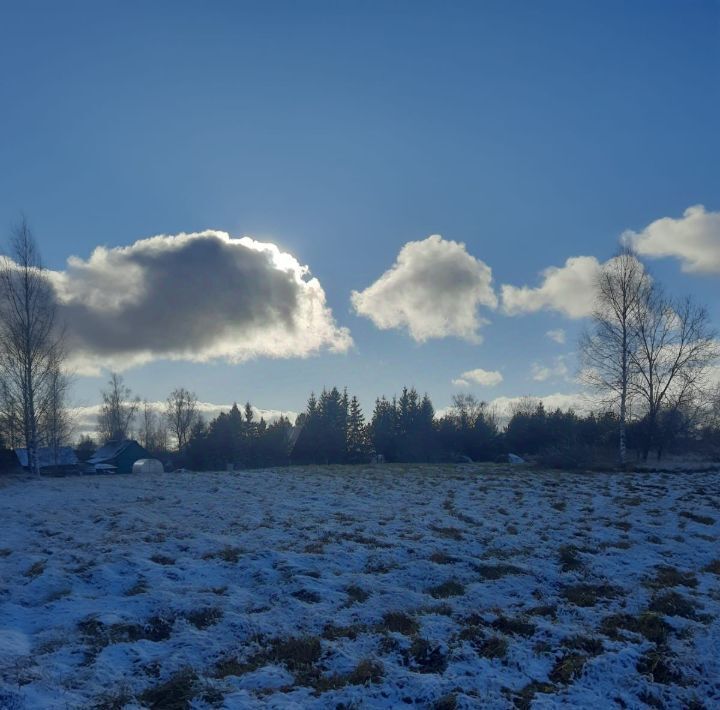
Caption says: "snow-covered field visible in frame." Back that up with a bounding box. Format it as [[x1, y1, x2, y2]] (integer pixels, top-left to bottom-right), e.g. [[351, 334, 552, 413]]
[[1, 465, 719, 709]]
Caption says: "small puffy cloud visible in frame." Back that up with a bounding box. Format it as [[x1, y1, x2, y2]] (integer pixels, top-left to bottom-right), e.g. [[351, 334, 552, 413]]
[[531, 356, 570, 383], [46, 231, 352, 373], [501, 256, 601, 319], [546, 329, 566, 344], [351, 235, 497, 342], [622, 204, 720, 273], [452, 368, 503, 387]]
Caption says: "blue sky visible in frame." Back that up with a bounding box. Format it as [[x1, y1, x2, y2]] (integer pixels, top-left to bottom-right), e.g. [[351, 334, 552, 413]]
[[1, 1, 718, 419]]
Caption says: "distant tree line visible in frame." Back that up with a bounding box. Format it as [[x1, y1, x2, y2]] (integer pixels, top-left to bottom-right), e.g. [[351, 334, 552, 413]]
[[176, 387, 720, 471], [2, 223, 718, 473]]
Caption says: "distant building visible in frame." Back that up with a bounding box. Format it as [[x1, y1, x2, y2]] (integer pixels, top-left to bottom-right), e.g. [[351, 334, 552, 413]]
[[15, 447, 80, 475], [87, 440, 151, 474]]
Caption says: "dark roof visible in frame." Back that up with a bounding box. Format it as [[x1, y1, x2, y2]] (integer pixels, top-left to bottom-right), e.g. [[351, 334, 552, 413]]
[[15, 447, 79, 468], [88, 440, 139, 465]]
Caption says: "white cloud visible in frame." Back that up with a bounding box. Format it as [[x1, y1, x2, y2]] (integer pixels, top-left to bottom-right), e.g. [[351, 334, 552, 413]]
[[452, 368, 503, 387], [546, 329, 566, 344], [622, 204, 720, 274], [71, 401, 298, 440], [531, 356, 571, 383], [501, 256, 601, 319], [45, 231, 352, 374], [351, 235, 497, 342], [489, 392, 599, 420]]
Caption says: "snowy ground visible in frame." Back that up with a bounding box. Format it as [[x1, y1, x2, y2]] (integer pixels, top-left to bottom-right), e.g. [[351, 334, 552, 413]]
[[1, 465, 719, 709]]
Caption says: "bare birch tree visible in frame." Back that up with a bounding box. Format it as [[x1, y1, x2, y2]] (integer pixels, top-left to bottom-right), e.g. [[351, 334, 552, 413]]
[[580, 248, 649, 466], [165, 387, 199, 452], [629, 288, 718, 459], [38, 367, 74, 465], [97, 373, 139, 443], [138, 400, 169, 454], [0, 219, 65, 474]]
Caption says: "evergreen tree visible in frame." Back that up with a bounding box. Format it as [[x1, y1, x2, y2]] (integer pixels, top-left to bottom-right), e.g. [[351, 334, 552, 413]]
[[346, 396, 369, 463]]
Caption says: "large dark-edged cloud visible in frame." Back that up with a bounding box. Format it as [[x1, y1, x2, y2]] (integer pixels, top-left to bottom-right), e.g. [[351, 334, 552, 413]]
[[48, 231, 352, 374]]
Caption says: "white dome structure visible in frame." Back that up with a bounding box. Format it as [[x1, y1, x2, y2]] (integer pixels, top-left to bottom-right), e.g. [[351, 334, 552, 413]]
[[132, 458, 164, 474]]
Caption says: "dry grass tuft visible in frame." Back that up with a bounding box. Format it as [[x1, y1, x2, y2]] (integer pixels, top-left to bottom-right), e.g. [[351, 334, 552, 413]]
[[184, 607, 223, 629], [648, 591, 698, 619], [432, 693, 458, 710], [149, 554, 175, 566], [475, 635, 509, 659], [679, 511, 715, 526], [322, 623, 364, 641], [561, 635, 604, 655], [647, 565, 698, 589], [124, 579, 148, 596], [512, 681, 556, 709], [557, 545, 584, 572], [549, 653, 587, 684], [292, 589, 321, 604], [473, 563, 525, 580], [427, 580, 465, 599], [636, 647, 683, 685], [429, 551, 458, 565], [402, 638, 448, 674], [702, 559, 720, 575], [139, 668, 198, 709], [429, 524, 464, 541], [600, 612, 670, 644], [202, 546, 243, 563], [24, 560, 46, 578], [272, 635, 323, 672], [344, 584, 370, 604], [380, 611, 420, 636], [561, 583, 619, 607], [491, 616, 536, 638]]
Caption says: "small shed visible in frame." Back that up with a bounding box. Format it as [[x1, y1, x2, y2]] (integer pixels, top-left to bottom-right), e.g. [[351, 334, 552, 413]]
[[88, 440, 151, 474], [15, 447, 80, 475], [132, 458, 164, 475]]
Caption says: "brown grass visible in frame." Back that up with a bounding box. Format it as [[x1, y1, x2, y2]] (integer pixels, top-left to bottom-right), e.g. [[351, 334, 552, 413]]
[[647, 565, 698, 589], [558, 545, 584, 572], [648, 591, 698, 619], [473, 563, 525, 580], [184, 607, 223, 629], [427, 579, 465, 598], [491, 615, 536, 638], [600, 612, 670, 644], [636, 647, 683, 685], [24, 560, 46, 578], [202, 546, 243, 563], [549, 653, 587, 684], [679, 511, 715, 526], [512, 681, 556, 710], [402, 638, 448, 674], [429, 551, 458, 565], [139, 668, 197, 709], [702, 559, 720, 575], [149, 554, 175, 566], [380, 611, 420, 635], [345, 584, 370, 604], [561, 583, 619, 607], [429, 524, 464, 541]]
